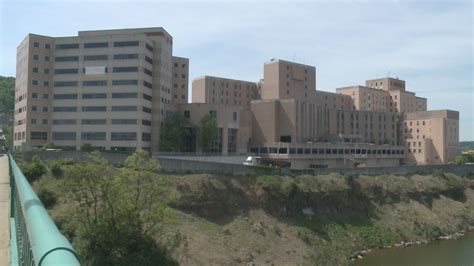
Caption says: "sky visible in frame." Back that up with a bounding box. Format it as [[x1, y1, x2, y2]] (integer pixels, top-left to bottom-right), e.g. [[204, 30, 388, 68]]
[[0, 0, 472, 140]]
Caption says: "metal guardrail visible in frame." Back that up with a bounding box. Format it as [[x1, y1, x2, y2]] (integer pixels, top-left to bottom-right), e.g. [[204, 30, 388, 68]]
[[8, 154, 80, 265]]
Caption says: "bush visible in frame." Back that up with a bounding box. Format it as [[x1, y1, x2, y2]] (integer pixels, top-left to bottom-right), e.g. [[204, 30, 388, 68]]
[[431, 169, 445, 178], [50, 162, 63, 177], [80, 143, 94, 152], [22, 155, 47, 182], [454, 155, 466, 165], [43, 142, 57, 149], [255, 175, 281, 192], [38, 189, 57, 209]]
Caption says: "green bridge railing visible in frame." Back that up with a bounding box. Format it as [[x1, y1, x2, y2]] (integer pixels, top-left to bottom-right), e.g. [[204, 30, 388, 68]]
[[9, 154, 80, 265]]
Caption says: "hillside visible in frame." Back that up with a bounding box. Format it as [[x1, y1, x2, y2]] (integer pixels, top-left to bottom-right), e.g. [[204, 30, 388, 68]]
[[0, 76, 15, 112], [460, 141, 474, 151], [24, 153, 474, 265]]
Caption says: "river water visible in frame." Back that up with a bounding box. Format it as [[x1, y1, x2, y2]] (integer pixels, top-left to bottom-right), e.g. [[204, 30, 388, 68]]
[[353, 231, 474, 266]]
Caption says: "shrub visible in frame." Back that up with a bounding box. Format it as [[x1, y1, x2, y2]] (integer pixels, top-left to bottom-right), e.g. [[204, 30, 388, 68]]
[[281, 179, 298, 198], [22, 155, 47, 182], [80, 143, 94, 152], [431, 169, 445, 178], [454, 155, 466, 165], [50, 162, 63, 178], [38, 189, 57, 209], [43, 142, 57, 149], [255, 175, 281, 192]]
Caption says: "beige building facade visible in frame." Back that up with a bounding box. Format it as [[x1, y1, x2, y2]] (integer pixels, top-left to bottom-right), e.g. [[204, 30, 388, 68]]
[[15, 27, 459, 168]]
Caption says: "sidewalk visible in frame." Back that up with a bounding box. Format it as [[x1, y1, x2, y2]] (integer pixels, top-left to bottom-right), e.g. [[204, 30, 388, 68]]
[[0, 155, 10, 265]]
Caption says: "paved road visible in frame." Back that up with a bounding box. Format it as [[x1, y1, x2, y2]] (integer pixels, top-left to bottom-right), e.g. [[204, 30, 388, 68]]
[[0, 155, 10, 265]]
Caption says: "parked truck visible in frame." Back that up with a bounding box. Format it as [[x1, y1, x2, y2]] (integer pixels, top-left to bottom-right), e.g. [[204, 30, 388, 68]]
[[243, 156, 291, 168]]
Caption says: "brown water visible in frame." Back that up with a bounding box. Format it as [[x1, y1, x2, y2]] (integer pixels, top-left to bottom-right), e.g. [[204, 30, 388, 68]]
[[353, 231, 474, 266]]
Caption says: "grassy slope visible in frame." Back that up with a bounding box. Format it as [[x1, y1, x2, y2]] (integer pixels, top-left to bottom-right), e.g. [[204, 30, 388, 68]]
[[32, 160, 474, 265]]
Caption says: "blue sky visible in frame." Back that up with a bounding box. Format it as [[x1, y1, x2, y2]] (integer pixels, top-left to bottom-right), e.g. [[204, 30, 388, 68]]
[[0, 0, 472, 140]]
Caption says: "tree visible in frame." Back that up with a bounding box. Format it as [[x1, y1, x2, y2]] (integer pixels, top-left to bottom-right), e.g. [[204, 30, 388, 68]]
[[159, 112, 191, 152], [197, 114, 218, 152], [0, 76, 15, 112], [63, 151, 176, 265], [22, 155, 47, 182], [454, 155, 466, 165], [2, 126, 12, 151]]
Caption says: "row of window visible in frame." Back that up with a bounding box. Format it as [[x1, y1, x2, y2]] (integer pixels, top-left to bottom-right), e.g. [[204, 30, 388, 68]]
[[53, 92, 148, 100], [55, 41, 140, 50], [54, 66, 140, 74], [250, 147, 404, 155], [53, 79, 139, 87], [30, 131, 150, 141], [52, 119, 148, 125], [53, 53, 151, 62], [50, 105, 151, 112]]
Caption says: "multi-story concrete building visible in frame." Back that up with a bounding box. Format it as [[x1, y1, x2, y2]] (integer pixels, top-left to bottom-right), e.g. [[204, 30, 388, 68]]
[[14, 27, 459, 168], [14, 28, 188, 152]]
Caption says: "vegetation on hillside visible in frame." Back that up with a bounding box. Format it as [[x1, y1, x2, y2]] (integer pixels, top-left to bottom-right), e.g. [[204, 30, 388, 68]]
[[19, 153, 474, 265], [0, 76, 15, 113], [460, 141, 474, 151]]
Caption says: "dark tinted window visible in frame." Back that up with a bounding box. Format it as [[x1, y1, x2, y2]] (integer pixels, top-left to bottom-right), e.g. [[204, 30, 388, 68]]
[[82, 106, 107, 112], [143, 94, 152, 101], [82, 93, 107, 99], [55, 43, 79, 49], [112, 93, 137, 99], [112, 119, 137, 125], [144, 68, 153, 76], [54, 94, 78, 100], [112, 80, 138, 86], [83, 80, 107, 86], [81, 119, 106, 125], [145, 43, 153, 52], [113, 41, 139, 47], [113, 53, 139, 60], [55, 56, 79, 62], [142, 107, 151, 113], [52, 132, 76, 140], [143, 81, 152, 89], [54, 81, 78, 87], [111, 132, 137, 140], [111, 106, 137, 111], [142, 120, 151, 126], [31, 132, 48, 140], [55, 68, 78, 75], [145, 56, 153, 64], [53, 119, 76, 125], [84, 55, 108, 61], [142, 133, 151, 142], [53, 106, 77, 112], [84, 42, 108, 48], [81, 132, 106, 140], [112, 67, 138, 72]]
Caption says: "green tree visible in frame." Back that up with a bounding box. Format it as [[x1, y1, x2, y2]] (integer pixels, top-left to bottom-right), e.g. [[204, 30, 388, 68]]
[[2, 126, 12, 151], [64, 151, 176, 266], [197, 114, 218, 152], [22, 155, 47, 182], [454, 155, 466, 165], [0, 76, 15, 112], [159, 111, 191, 152]]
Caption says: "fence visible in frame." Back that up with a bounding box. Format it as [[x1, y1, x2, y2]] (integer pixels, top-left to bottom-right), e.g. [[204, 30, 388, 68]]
[[9, 154, 80, 265]]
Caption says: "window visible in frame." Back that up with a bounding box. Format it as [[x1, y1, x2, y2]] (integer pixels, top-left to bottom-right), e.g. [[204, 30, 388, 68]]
[[227, 128, 238, 153], [45, 44, 50, 49], [31, 119, 37, 124], [32, 93, 38, 98], [84, 66, 107, 75], [233, 112, 237, 121], [209, 110, 217, 118], [111, 132, 137, 141], [55, 56, 79, 62], [33, 67, 38, 73], [184, 110, 190, 118], [53, 106, 77, 112], [83, 80, 107, 86], [112, 66, 138, 72], [111, 106, 137, 111], [55, 68, 78, 75], [42, 106, 48, 112], [143, 94, 152, 101], [33, 42, 39, 47], [114, 41, 139, 47], [112, 93, 137, 99], [143, 81, 152, 89], [55, 43, 79, 49], [81, 119, 106, 125], [142, 120, 151, 126], [45, 56, 50, 61], [54, 81, 78, 87], [144, 68, 153, 76], [145, 56, 153, 64], [32, 106, 37, 111], [84, 42, 108, 48], [32, 80, 38, 86], [145, 43, 153, 52], [42, 119, 48, 125], [113, 53, 139, 60], [82, 93, 107, 99], [112, 119, 137, 125], [113, 79, 138, 86], [54, 94, 77, 100], [33, 55, 39, 60], [52, 132, 76, 140], [142, 133, 151, 142], [53, 119, 76, 125], [81, 132, 106, 140], [44, 68, 49, 74], [142, 107, 151, 113], [31, 132, 48, 140], [84, 55, 108, 61], [43, 81, 49, 87], [82, 106, 106, 112]]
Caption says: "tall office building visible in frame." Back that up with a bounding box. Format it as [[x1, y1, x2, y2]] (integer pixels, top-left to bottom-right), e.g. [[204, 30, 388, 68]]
[[14, 28, 188, 152]]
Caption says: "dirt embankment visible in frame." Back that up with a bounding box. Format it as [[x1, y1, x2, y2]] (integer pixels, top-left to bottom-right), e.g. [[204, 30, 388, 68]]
[[160, 172, 474, 265]]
